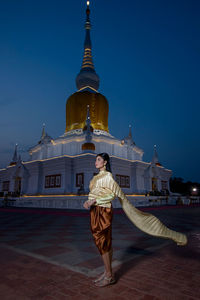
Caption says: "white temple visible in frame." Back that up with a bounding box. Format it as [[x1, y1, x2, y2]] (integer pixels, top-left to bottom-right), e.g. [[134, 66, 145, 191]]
[[0, 2, 172, 208]]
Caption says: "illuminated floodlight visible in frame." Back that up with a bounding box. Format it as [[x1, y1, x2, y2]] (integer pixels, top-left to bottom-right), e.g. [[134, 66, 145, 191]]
[[87, 1, 90, 6]]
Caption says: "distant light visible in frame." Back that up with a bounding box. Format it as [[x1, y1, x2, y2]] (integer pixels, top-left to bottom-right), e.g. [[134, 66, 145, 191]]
[[87, 1, 90, 6], [192, 187, 197, 192]]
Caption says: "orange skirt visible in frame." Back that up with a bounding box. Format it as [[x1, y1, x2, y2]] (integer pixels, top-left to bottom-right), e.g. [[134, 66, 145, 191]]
[[90, 205, 113, 255]]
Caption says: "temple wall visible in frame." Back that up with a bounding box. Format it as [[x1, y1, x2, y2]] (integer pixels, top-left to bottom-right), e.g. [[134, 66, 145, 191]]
[[0, 153, 172, 197], [28, 134, 143, 162]]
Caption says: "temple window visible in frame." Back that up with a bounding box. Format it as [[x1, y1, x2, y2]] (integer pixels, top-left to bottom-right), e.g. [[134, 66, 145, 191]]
[[45, 174, 61, 188], [2, 181, 10, 192], [76, 173, 84, 187], [116, 174, 130, 188]]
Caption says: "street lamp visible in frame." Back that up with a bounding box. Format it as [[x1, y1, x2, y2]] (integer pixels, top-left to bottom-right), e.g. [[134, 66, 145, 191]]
[[191, 187, 198, 195]]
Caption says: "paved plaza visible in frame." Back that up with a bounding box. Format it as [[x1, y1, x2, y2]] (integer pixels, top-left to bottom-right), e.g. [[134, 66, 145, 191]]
[[0, 204, 200, 300]]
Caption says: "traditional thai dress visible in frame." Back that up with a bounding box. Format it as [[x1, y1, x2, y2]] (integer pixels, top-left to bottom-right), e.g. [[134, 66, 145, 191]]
[[89, 170, 187, 255]]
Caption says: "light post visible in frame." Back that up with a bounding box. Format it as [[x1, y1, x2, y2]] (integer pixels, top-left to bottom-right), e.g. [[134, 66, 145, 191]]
[[191, 187, 198, 196]]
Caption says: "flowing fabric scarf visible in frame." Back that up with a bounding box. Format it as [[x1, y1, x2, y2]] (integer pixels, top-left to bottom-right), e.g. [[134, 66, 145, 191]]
[[88, 171, 187, 246]]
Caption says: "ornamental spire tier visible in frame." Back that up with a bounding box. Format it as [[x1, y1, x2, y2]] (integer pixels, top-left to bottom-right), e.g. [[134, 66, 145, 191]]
[[65, 1, 109, 134], [82, 105, 95, 151], [152, 145, 161, 166], [76, 1, 100, 92], [10, 143, 18, 166], [123, 125, 135, 146]]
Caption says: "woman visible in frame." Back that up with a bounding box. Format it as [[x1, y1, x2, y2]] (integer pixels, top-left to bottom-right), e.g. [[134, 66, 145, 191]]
[[83, 153, 187, 287]]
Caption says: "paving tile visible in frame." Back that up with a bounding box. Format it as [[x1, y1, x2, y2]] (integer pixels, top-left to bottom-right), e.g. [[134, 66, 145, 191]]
[[32, 245, 71, 257], [76, 256, 104, 269], [51, 250, 96, 266], [14, 241, 52, 251], [0, 205, 199, 300]]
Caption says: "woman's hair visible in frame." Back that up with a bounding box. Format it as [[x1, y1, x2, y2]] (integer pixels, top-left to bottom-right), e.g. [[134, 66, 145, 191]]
[[96, 152, 112, 173]]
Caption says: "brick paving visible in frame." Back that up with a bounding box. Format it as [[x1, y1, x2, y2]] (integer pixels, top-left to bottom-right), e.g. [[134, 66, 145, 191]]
[[0, 205, 200, 299]]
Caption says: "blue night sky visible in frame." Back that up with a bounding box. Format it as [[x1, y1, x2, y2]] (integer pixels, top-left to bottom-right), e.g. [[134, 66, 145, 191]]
[[0, 0, 200, 182]]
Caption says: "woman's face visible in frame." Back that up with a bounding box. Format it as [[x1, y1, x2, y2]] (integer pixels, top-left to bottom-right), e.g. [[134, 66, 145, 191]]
[[95, 156, 106, 170]]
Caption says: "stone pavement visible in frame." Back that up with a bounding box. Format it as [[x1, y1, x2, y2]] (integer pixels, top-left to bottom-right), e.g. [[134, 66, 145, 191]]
[[0, 205, 200, 300]]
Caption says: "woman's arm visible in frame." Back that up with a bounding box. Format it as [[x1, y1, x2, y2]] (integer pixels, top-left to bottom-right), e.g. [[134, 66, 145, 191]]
[[88, 188, 115, 206], [99, 173, 125, 200], [83, 198, 96, 210]]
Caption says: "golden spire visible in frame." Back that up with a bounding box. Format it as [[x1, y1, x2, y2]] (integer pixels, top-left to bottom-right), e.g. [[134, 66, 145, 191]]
[[76, 0, 99, 91], [65, 0, 109, 134]]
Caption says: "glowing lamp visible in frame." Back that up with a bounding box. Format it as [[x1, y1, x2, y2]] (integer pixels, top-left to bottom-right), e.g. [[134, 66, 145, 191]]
[[191, 187, 198, 195]]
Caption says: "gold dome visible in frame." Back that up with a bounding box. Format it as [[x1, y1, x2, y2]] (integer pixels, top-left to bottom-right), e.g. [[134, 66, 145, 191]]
[[65, 91, 109, 132]]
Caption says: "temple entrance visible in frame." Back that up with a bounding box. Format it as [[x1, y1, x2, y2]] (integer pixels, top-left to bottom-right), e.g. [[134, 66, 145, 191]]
[[152, 177, 157, 191], [14, 177, 21, 196]]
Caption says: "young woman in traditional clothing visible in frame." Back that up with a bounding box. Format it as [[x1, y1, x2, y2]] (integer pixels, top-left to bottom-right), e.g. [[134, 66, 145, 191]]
[[83, 153, 187, 287]]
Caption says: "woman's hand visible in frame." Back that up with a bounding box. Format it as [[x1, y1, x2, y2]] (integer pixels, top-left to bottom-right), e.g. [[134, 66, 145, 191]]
[[83, 199, 96, 209]]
